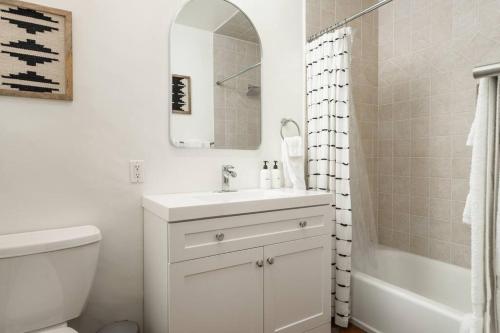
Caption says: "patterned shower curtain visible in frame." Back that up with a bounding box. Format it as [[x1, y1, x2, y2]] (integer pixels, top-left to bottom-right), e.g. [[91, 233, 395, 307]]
[[306, 27, 352, 328]]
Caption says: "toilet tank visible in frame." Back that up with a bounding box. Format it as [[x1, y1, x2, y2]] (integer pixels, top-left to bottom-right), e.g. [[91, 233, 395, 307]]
[[0, 226, 101, 333]]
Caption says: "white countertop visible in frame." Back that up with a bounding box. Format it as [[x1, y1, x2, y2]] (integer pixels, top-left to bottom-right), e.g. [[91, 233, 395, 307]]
[[142, 188, 332, 222]]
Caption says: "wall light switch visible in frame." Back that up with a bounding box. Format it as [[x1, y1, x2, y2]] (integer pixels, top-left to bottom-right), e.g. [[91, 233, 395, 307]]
[[129, 160, 144, 184]]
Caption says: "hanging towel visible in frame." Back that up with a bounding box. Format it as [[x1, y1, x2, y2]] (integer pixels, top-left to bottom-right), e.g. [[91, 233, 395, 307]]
[[463, 85, 484, 225], [281, 136, 305, 190], [462, 77, 500, 333], [284, 136, 303, 157], [463, 78, 490, 333]]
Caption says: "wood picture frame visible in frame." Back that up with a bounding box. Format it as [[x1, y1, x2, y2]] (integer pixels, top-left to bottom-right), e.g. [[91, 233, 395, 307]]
[[0, 0, 72, 100], [172, 74, 191, 115]]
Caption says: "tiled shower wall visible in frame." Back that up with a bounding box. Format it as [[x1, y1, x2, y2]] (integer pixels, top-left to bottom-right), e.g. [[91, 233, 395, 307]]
[[307, 0, 380, 234], [213, 34, 261, 149], [375, 0, 500, 268], [306, 0, 500, 268]]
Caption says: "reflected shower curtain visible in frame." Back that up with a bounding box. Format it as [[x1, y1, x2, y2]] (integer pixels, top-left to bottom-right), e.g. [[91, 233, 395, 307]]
[[464, 76, 500, 333], [306, 28, 353, 328]]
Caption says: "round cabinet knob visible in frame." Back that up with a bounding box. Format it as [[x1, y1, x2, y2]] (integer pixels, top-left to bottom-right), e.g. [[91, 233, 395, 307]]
[[256, 260, 264, 267], [215, 232, 225, 241], [299, 221, 308, 228], [266, 257, 274, 265]]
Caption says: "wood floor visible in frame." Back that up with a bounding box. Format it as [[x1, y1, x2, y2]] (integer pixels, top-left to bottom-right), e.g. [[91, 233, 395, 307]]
[[332, 324, 365, 333]]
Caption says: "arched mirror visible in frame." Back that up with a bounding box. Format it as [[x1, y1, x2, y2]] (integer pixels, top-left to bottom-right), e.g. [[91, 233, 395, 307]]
[[170, 0, 262, 149]]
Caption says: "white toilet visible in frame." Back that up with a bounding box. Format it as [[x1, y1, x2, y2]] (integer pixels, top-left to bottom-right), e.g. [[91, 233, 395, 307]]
[[0, 225, 102, 333]]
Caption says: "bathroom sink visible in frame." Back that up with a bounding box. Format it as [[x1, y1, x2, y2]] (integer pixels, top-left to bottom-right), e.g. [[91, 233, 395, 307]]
[[196, 189, 294, 202], [143, 189, 332, 222]]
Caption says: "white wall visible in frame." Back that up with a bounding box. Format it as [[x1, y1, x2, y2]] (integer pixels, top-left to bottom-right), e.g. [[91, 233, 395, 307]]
[[0, 0, 305, 332], [171, 24, 214, 144]]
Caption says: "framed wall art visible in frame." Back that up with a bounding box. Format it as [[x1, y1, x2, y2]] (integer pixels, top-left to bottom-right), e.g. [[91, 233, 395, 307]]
[[171, 74, 191, 115], [0, 0, 72, 100]]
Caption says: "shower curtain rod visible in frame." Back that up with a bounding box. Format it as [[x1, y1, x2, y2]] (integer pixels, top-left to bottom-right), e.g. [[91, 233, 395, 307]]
[[473, 62, 500, 79], [216, 62, 261, 85], [307, 0, 394, 43]]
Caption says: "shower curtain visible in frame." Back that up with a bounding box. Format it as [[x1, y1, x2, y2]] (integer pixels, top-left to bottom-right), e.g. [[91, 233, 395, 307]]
[[464, 76, 500, 333], [306, 27, 353, 328]]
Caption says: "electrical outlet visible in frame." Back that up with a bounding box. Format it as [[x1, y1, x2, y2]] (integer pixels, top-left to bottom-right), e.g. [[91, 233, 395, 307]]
[[129, 160, 144, 184]]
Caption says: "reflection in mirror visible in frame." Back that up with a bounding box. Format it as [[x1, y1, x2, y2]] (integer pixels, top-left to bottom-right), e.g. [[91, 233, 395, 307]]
[[170, 0, 262, 149]]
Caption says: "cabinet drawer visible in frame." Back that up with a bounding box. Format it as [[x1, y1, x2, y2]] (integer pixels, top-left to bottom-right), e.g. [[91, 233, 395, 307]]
[[168, 205, 332, 263]]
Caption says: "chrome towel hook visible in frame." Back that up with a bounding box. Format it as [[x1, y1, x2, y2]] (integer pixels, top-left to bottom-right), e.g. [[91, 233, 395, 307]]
[[280, 118, 301, 140]]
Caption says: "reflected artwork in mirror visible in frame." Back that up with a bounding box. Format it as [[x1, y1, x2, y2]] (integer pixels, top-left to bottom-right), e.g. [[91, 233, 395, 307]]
[[170, 0, 261, 149]]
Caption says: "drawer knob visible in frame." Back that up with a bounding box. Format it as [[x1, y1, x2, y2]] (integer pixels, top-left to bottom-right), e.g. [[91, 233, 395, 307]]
[[266, 257, 274, 265], [256, 260, 264, 267], [299, 221, 308, 228], [215, 232, 225, 241]]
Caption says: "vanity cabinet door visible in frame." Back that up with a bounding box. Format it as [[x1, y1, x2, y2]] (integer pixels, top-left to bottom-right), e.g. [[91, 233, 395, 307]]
[[263, 236, 331, 333], [169, 247, 264, 333]]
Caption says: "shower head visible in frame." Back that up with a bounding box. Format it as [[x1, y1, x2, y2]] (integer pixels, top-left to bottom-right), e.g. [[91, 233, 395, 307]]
[[247, 84, 261, 96]]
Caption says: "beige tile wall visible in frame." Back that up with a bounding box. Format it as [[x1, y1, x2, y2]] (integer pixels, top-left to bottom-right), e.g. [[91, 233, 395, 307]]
[[213, 34, 261, 149], [375, 0, 500, 268], [306, 0, 500, 268]]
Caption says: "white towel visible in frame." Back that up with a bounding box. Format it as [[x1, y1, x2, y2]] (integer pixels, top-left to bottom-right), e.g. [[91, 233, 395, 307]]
[[281, 136, 305, 190], [463, 80, 493, 226], [173, 139, 212, 148], [463, 106, 478, 224], [284, 136, 303, 157], [462, 78, 496, 333]]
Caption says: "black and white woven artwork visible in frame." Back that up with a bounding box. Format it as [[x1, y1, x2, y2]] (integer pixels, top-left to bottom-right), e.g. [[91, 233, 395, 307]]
[[172, 74, 191, 114], [0, 1, 72, 100]]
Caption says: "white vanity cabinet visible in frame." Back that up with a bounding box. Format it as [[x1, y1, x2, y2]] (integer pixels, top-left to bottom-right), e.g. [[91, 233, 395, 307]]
[[264, 235, 331, 333], [169, 247, 264, 333], [143, 189, 332, 333]]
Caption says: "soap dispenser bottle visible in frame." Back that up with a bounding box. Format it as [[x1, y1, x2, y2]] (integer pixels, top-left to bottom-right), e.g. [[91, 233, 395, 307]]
[[260, 161, 271, 189], [271, 161, 281, 189]]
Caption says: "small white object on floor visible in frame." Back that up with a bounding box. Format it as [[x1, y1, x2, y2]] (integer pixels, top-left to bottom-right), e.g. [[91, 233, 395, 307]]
[[459, 313, 474, 333]]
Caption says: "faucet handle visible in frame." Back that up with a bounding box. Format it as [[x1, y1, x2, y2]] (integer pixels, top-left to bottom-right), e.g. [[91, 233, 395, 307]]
[[223, 164, 235, 170]]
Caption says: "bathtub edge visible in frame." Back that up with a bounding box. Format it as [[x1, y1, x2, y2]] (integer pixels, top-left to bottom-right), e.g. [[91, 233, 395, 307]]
[[352, 271, 465, 321], [350, 318, 381, 333]]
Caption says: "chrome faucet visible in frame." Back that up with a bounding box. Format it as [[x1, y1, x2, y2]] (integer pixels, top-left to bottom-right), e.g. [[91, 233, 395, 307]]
[[221, 165, 237, 192]]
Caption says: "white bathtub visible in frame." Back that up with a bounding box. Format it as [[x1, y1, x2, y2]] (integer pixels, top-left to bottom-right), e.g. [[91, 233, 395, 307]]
[[351, 247, 471, 333]]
